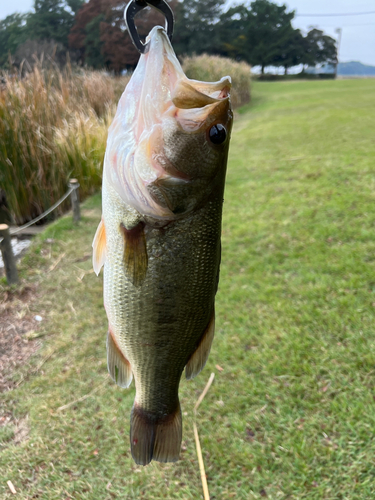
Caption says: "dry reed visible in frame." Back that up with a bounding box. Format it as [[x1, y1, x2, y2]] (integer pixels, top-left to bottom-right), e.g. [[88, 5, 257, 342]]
[[1, 54, 249, 225], [0, 65, 129, 224]]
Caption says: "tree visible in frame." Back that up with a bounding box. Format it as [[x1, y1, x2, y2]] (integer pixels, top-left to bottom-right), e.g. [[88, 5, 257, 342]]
[[217, 4, 251, 61], [246, 0, 295, 73], [84, 13, 105, 69], [68, 0, 102, 64], [274, 28, 304, 74], [216, 0, 296, 72], [66, 0, 85, 14], [101, 0, 178, 71], [26, 0, 79, 47], [302, 28, 337, 69], [0, 0, 338, 74], [173, 0, 226, 56], [99, 0, 155, 71], [0, 13, 29, 67], [0, 0, 85, 68], [69, 0, 177, 72]]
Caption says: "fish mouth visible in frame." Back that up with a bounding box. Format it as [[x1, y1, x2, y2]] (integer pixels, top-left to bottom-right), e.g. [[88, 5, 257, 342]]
[[138, 27, 232, 137], [144, 28, 232, 171], [104, 27, 232, 219], [172, 77, 231, 110]]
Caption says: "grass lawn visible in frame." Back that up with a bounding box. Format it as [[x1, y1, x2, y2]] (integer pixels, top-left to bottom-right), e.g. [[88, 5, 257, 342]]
[[1, 78, 375, 499]]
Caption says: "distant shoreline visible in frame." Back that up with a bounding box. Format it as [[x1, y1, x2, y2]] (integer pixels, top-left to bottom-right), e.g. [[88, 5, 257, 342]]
[[337, 75, 375, 79]]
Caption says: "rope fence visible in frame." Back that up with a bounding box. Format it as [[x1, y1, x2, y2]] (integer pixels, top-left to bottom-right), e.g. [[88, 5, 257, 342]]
[[9, 185, 76, 236], [0, 179, 80, 285]]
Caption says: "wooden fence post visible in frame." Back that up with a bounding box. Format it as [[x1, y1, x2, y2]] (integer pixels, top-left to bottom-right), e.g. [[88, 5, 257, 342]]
[[69, 179, 80, 223], [0, 224, 18, 285], [0, 189, 11, 225]]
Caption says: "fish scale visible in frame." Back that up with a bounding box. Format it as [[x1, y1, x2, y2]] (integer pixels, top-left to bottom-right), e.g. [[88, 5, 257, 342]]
[[93, 26, 233, 465], [104, 180, 222, 381]]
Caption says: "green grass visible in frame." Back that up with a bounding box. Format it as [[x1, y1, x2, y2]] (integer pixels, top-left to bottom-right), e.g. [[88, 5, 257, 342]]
[[1, 78, 375, 499]]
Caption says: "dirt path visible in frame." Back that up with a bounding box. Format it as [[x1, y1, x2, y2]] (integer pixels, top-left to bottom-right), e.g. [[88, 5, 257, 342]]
[[0, 286, 42, 392]]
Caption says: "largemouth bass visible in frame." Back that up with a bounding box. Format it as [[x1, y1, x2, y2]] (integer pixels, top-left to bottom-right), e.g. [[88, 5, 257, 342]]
[[93, 26, 233, 466]]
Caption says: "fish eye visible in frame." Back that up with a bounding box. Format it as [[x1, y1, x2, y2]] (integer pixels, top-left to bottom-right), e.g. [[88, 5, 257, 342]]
[[209, 124, 227, 145]]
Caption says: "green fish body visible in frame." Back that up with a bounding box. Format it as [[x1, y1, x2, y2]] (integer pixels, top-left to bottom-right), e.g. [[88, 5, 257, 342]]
[[93, 27, 233, 466]]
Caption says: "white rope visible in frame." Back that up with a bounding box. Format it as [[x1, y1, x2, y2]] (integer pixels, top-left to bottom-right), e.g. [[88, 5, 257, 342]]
[[9, 185, 78, 236]]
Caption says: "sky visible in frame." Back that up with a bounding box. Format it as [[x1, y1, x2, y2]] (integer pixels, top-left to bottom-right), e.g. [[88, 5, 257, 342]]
[[0, 0, 374, 66]]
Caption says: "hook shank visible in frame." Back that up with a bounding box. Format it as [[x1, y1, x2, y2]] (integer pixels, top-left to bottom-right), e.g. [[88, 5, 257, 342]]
[[125, 0, 174, 54]]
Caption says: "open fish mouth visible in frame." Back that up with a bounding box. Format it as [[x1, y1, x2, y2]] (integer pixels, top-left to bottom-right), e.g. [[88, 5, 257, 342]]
[[104, 26, 232, 220]]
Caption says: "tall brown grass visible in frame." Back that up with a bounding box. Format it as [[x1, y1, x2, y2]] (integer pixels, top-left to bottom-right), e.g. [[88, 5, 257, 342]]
[[0, 54, 249, 225], [0, 65, 129, 224], [182, 54, 251, 109]]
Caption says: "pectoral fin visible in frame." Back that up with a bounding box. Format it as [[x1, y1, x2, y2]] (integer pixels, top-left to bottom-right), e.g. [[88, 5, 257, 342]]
[[120, 222, 148, 287], [185, 309, 215, 380], [107, 329, 132, 388], [92, 218, 106, 275]]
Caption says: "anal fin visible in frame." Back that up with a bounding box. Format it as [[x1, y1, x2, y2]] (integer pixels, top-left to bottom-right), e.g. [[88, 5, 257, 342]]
[[92, 218, 106, 275], [107, 330, 132, 388], [185, 309, 215, 380], [120, 222, 148, 286]]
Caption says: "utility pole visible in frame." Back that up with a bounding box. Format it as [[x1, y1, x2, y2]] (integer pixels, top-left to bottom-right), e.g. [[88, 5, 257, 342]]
[[334, 28, 342, 78]]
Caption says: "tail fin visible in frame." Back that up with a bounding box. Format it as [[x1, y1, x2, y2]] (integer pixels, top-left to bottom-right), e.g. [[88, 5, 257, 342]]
[[130, 402, 182, 466]]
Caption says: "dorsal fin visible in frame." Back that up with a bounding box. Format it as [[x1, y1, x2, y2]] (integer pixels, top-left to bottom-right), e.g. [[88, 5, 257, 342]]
[[92, 218, 106, 275]]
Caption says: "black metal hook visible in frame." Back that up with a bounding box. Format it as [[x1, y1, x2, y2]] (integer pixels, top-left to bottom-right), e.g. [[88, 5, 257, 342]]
[[124, 0, 174, 54]]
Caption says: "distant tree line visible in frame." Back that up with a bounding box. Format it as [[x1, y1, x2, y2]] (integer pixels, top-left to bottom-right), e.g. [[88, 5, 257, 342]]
[[0, 0, 337, 74]]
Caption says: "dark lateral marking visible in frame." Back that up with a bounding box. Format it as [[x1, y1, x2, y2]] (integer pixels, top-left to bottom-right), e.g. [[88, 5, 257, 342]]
[[120, 221, 148, 286]]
